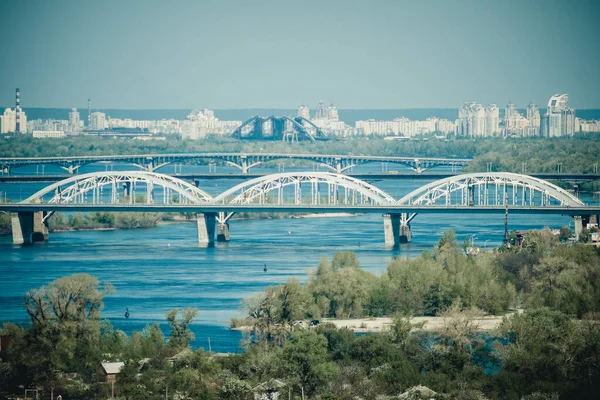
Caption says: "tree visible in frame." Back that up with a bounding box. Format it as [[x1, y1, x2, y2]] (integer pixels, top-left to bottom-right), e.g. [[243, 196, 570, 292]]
[[558, 226, 572, 242], [24, 274, 112, 327], [279, 330, 339, 396], [495, 308, 585, 398], [19, 274, 113, 385], [166, 308, 198, 349]]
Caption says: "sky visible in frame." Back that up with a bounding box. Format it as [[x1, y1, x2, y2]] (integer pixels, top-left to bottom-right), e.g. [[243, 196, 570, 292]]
[[0, 0, 599, 109]]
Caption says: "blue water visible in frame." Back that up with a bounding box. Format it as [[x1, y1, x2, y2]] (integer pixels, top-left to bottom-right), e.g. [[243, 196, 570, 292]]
[[0, 164, 594, 352]]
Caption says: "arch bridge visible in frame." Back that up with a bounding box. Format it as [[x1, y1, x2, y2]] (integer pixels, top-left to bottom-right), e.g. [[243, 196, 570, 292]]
[[0, 152, 471, 175], [5, 171, 595, 247]]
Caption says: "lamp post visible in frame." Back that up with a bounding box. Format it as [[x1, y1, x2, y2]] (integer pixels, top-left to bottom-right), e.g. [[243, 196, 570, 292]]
[[484, 239, 490, 249]]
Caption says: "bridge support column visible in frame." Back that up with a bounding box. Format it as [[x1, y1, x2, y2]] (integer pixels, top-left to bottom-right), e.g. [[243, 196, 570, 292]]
[[573, 216, 585, 241], [197, 213, 216, 247], [383, 214, 400, 247], [399, 213, 412, 243], [217, 222, 230, 242], [11, 212, 49, 244]]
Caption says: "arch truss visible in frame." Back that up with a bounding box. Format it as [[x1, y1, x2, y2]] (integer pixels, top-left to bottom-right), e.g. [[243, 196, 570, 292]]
[[23, 171, 214, 205], [213, 172, 396, 207], [398, 172, 584, 207], [232, 116, 328, 141]]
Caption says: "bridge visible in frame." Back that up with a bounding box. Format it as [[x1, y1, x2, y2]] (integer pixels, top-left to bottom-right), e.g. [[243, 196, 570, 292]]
[[1, 171, 596, 247], [0, 152, 470, 175], [232, 116, 328, 141], [2, 172, 600, 184]]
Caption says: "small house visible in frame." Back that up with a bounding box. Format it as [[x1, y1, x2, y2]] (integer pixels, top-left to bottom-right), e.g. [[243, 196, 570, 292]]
[[97, 361, 124, 383], [253, 379, 286, 400]]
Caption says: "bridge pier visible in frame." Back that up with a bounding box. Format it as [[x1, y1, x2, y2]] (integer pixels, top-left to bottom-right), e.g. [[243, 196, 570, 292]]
[[384, 213, 412, 247], [197, 212, 216, 247], [11, 211, 49, 244], [399, 213, 412, 243], [383, 214, 400, 247], [217, 222, 230, 242]]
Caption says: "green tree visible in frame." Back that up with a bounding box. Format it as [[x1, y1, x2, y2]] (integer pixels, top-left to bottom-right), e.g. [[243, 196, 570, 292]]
[[166, 308, 198, 349]]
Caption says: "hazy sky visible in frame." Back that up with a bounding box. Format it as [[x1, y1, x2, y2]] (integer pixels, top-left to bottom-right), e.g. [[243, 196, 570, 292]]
[[1, 0, 599, 109]]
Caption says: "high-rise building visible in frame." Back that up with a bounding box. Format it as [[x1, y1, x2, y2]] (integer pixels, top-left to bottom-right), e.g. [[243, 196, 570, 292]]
[[0, 107, 27, 134], [541, 94, 575, 137], [526, 101, 541, 136], [485, 105, 500, 136], [458, 102, 496, 137], [327, 104, 339, 121], [297, 105, 310, 119], [314, 101, 328, 119], [90, 112, 107, 130], [69, 108, 81, 133]]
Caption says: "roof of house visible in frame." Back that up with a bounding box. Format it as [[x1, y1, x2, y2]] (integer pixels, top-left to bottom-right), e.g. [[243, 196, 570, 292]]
[[101, 361, 124, 375], [253, 379, 286, 392]]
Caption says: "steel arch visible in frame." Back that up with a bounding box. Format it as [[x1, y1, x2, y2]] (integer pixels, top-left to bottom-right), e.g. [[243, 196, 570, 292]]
[[398, 172, 584, 207], [212, 172, 396, 206], [232, 116, 327, 141], [22, 171, 214, 205]]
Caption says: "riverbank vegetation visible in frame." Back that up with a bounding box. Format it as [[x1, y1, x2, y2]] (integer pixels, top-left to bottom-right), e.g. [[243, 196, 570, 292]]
[[0, 211, 190, 236], [1, 230, 599, 399], [234, 229, 600, 333]]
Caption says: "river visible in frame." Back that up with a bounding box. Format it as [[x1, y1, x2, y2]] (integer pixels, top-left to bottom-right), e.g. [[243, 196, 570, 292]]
[[0, 163, 595, 352]]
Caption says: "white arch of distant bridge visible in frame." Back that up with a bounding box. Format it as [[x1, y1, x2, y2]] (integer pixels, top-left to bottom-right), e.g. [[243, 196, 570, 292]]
[[7, 170, 595, 246]]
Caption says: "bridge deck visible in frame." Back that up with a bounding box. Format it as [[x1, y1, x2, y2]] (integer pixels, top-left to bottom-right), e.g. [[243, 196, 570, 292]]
[[1, 204, 598, 216]]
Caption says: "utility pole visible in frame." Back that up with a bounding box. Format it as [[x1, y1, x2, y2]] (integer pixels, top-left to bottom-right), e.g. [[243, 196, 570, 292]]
[[503, 195, 509, 243]]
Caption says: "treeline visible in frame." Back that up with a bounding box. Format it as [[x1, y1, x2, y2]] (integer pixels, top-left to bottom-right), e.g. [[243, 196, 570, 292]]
[[1, 235, 600, 399], [236, 230, 600, 330], [0, 211, 193, 236], [47, 211, 166, 231]]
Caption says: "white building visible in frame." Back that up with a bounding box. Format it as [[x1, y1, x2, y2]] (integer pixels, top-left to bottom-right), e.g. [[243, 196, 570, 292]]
[[355, 116, 455, 137], [542, 94, 576, 137], [0, 107, 27, 134], [69, 108, 81, 133], [305, 102, 348, 136], [90, 112, 107, 130], [457, 102, 498, 137], [296, 105, 310, 119], [526, 101, 541, 136], [180, 109, 241, 139], [32, 130, 66, 138], [578, 119, 600, 133]]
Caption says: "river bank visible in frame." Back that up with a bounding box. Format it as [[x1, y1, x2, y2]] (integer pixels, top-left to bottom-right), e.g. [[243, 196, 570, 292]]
[[231, 313, 516, 333]]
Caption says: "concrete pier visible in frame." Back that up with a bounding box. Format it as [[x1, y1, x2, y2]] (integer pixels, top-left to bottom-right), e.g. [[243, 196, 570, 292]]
[[384, 213, 412, 246], [383, 214, 400, 247], [11, 211, 49, 244], [197, 212, 216, 247], [217, 222, 230, 242], [399, 213, 412, 243]]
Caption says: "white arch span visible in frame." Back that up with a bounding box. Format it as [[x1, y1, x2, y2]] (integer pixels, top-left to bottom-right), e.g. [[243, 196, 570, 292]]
[[213, 171, 396, 206], [398, 172, 584, 207], [22, 171, 214, 205]]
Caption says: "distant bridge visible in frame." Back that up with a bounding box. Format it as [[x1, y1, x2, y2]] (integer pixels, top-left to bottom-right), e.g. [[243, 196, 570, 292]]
[[2, 170, 596, 247], [0, 152, 471, 174], [232, 116, 328, 141]]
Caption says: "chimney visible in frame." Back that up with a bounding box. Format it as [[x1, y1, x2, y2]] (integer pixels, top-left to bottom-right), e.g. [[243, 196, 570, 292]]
[[15, 88, 21, 133]]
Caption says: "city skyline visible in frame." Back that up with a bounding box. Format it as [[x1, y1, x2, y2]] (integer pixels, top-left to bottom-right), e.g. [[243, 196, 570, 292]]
[[1, 0, 599, 109]]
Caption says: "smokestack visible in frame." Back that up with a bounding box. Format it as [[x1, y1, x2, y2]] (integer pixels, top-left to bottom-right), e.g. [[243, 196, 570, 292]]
[[87, 98, 91, 128], [15, 88, 20, 133]]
